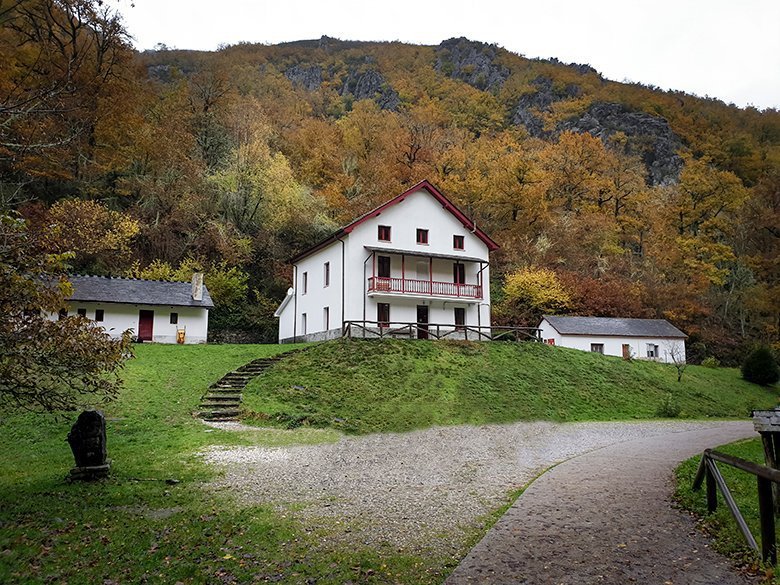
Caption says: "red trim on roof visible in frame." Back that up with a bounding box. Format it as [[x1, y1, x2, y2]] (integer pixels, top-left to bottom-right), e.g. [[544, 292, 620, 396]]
[[290, 180, 498, 263], [342, 180, 499, 251]]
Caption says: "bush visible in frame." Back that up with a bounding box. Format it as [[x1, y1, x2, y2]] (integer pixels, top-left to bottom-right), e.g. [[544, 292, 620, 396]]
[[656, 393, 682, 418], [701, 356, 721, 368], [741, 346, 780, 386]]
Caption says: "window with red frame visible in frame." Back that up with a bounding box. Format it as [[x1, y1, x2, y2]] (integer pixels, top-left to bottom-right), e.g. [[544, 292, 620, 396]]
[[377, 303, 390, 327], [378, 225, 391, 241], [416, 228, 428, 244], [453, 235, 464, 250]]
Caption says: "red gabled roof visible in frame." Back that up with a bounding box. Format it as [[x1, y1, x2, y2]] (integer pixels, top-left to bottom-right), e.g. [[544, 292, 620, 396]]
[[289, 180, 499, 263]]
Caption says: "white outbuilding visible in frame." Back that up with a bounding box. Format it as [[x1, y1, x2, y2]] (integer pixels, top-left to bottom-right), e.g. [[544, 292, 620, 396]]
[[538, 315, 687, 363], [61, 274, 213, 344]]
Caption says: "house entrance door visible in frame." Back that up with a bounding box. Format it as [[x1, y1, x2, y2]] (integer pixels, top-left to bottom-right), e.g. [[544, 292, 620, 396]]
[[416, 305, 429, 339], [138, 310, 154, 341]]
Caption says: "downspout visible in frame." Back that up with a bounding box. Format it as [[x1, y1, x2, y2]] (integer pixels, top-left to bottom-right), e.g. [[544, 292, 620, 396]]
[[292, 265, 298, 342], [476, 261, 489, 331], [362, 251, 373, 324], [338, 238, 346, 333]]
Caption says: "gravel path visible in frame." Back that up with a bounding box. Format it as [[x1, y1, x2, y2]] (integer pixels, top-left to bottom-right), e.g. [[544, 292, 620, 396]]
[[202, 420, 750, 559], [446, 421, 755, 584]]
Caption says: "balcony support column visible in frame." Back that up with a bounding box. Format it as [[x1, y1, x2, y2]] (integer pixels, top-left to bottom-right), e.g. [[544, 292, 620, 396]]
[[402, 255, 405, 293], [429, 257, 433, 296]]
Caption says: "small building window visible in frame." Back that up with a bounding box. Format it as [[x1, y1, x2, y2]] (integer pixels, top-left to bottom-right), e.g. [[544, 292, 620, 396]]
[[301, 313, 307, 334], [77, 308, 87, 317], [454, 307, 465, 331], [58, 309, 68, 320], [170, 312, 178, 325], [323, 306, 329, 330], [95, 309, 104, 322], [377, 255, 391, 278], [377, 303, 390, 327], [453, 235, 464, 250], [378, 225, 391, 241], [591, 343, 604, 354], [416, 229, 428, 244], [647, 344, 660, 358], [302, 271, 308, 294], [324, 262, 330, 287]]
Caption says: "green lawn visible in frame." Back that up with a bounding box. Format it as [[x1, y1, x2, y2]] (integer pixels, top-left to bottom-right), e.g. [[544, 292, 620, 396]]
[[1, 341, 777, 584], [0, 343, 451, 585], [675, 439, 778, 583], [242, 339, 778, 434]]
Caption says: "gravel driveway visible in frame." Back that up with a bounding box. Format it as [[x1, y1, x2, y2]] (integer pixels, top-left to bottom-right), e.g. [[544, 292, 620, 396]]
[[202, 420, 739, 557]]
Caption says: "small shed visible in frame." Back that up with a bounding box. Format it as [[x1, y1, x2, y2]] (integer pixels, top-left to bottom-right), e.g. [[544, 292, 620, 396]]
[[538, 315, 687, 363], [59, 274, 213, 344]]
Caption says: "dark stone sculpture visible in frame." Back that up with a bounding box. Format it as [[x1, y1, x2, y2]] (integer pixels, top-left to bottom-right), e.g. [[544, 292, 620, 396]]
[[67, 410, 110, 480]]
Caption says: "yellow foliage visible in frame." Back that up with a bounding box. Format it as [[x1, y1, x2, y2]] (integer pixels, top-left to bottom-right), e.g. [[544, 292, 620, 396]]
[[503, 268, 572, 313]]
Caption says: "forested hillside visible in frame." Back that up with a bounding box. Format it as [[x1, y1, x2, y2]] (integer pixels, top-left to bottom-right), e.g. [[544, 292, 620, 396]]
[[1, 1, 778, 361]]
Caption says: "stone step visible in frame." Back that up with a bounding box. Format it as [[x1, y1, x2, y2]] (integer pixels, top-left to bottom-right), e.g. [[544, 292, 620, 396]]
[[200, 401, 241, 409], [200, 408, 240, 419], [201, 392, 241, 402]]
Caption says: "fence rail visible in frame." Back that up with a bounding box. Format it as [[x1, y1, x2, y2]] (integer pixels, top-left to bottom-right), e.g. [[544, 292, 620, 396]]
[[692, 448, 779, 564], [342, 320, 541, 342], [367, 276, 482, 299]]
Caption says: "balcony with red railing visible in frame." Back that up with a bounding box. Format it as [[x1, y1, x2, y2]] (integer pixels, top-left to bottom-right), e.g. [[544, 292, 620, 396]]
[[367, 276, 482, 299]]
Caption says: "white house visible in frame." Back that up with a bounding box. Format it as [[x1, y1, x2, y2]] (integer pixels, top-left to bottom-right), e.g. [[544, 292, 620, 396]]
[[60, 274, 213, 344], [538, 315, 687, 363], [275, 179, 499, 343]]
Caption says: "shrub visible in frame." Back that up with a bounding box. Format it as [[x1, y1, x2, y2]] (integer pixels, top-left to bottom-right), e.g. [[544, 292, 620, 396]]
[[656, 393, 682, 418], [741, 346, 780, 386], [701, 356, 721, 368]]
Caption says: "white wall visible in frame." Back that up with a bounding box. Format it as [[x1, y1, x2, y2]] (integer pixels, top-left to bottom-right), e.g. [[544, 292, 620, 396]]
[[62, 301, 209, 344], [538, 319, 686, 363]]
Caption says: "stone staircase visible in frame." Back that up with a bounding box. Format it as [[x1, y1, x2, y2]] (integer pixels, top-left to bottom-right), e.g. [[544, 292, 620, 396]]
[[197, 352, 297, 421]]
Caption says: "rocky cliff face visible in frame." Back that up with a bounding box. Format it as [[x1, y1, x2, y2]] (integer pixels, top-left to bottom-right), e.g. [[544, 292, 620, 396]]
[[435, 37, 509, 91], [284, 64, 323, 91], [340, 68, 400, 111], [512, 76, 581, 137], [559, 103, 684, 185]]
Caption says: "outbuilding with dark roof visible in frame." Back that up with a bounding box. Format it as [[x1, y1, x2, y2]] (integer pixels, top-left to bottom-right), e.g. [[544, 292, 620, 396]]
[[59, 274, 212, 344], [538, 315, 687, 363]]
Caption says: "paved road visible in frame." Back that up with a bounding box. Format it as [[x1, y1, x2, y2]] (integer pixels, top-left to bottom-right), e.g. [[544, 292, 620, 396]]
[[446, 421, 757, 585]]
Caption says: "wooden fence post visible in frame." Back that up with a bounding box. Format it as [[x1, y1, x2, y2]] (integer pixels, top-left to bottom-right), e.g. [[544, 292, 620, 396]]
[[758, 476, 777, 564]]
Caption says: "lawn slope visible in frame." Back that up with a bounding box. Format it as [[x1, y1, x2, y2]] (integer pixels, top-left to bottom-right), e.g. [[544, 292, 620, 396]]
[[242, 339, 778, 434]]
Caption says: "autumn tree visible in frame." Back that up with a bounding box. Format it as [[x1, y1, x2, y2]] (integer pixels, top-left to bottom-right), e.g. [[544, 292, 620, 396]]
[[0, 214, 132, 411]]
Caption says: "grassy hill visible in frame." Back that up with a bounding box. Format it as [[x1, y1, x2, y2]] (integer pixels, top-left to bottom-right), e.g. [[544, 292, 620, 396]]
[[242, 339, 778, 434]]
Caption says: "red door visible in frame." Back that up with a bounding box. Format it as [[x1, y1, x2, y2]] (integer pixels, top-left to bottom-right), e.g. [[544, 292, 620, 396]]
[[138, 310, 154, 341]]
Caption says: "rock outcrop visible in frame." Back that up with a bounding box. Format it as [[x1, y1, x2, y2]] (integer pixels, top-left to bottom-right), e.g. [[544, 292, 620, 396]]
[[285, 64, 323, 91], [512, 76, 581, 137], [559, 102, 684, 185], [435, 37, 510, 91], [340, 68, 400, 111]]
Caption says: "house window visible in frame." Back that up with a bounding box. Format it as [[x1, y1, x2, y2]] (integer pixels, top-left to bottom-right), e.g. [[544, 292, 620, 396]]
[[377, 255, 391, 278], [170, 312, 178, 325], [302, 271, 308, 294], [647, 344, 660, 358], [77, 308, 87, 317], [453, 263, 465, 285], [324, 262, 330, 287], [378, 225, 391, 241], [301, 313, 307, 334], [377, 303, 390, 327], [454, 307, 465, 331], [58, 309, 68, 320], [591, 343, 604, 354], [416, 228, 429, 244], [323, 306, 329, 330], [95, 309, 104, 322], [453, 235, 464, 250]]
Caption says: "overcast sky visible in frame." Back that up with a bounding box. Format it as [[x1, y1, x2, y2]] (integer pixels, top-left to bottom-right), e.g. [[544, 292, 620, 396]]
[[112, 0, 780, 110]]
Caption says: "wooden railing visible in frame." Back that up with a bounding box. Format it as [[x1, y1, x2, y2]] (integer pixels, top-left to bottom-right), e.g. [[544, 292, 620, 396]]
[[367, 276, 482, 299], [693, 448, 780, 564], [342, 320, 541, 342]]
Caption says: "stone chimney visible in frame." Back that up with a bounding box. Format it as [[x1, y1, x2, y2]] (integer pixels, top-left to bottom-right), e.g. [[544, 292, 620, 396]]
[[191, 273, 204, 301]]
